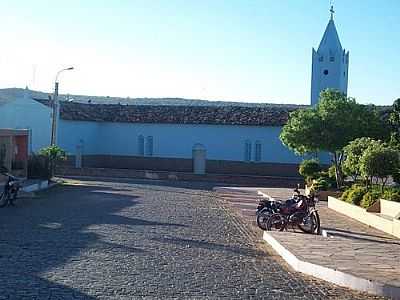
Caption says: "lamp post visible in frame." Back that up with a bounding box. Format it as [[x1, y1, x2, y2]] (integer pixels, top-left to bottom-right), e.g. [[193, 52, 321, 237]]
[[50, 67, 74, 146]]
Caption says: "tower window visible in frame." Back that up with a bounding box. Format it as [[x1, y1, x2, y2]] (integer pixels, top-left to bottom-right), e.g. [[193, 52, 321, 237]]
[[323, 70, 329, 75]]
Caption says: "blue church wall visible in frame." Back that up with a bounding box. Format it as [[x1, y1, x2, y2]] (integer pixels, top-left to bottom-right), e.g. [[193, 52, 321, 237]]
[[58, 120, 331, 165], [58, 120, 102, 155]]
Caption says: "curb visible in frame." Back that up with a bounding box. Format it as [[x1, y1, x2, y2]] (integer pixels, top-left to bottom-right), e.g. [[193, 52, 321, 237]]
[[21, 180, 60, 194], [263, 231, 400, 299]]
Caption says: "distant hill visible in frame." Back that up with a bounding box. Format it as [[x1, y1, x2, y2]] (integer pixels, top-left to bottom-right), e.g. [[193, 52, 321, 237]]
[[0, 88, 308, 109]]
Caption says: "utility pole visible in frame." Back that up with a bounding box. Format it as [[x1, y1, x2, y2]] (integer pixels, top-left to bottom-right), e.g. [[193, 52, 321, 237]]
[[50, 67, 74, 146]]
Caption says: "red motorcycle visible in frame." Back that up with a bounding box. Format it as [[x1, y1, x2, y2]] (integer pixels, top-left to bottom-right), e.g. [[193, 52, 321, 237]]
[[266, 186, 321, 234]]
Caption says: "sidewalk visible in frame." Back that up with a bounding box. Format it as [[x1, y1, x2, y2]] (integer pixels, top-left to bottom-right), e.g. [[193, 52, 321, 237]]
[[214, 187, 400, 299]]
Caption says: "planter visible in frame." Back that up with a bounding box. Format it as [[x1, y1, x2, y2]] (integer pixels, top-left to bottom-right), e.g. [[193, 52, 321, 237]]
[[328, 196, 400, 238]]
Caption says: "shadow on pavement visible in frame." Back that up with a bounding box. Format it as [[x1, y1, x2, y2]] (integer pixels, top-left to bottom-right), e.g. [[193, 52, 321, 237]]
[[0, 182, 183, 298], [151, 236, 265, 257]]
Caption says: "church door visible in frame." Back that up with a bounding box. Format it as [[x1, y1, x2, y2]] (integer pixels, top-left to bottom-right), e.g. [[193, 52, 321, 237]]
[[192, 144, 206, 175]]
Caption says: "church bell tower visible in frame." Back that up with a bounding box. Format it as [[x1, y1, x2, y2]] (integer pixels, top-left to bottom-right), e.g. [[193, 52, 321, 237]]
[[311, 5, 349, 106]]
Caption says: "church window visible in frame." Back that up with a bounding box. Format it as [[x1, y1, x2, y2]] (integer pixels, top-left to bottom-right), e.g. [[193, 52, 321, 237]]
[[138, 135, 144, 156], [344, 71, 346, 77], [330, 56, 335, 62], [244, 140, 252, 162], [146, 136, 153, 156], [323, 69, 329, 75], [255, 141, 262, 162], [319, 56, 323, 62]]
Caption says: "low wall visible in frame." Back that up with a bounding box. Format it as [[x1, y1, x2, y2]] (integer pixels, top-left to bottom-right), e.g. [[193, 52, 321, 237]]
[[57, 166, 303, 187], [328, 196, 400, 238], [62, 155, 301, 177]]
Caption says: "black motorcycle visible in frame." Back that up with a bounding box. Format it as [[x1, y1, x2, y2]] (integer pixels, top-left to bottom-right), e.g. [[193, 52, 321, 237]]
[[256, 187, 301, 230], [0, 166, 22, 207], [266, 188, 321, 235]]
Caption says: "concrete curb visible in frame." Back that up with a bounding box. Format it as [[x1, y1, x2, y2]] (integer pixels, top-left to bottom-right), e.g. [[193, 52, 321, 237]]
[[21, 180, 59, 194], [263, 231, 400, 299]]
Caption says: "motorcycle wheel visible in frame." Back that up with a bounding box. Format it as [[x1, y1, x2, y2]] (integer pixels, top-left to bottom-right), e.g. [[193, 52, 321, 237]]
[[266, 213, 287, 232], [256, 211, 270, 230], [0, 192, 9, 208], [9, 190, 18, 206], [298, 211, 321, 234]]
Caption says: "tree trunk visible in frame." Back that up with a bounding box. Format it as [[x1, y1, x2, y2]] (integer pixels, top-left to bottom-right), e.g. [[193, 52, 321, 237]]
[[333, 152, 343, 188]]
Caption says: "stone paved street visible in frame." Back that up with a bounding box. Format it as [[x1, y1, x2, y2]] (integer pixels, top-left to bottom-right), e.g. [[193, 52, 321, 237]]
[[0, 178, 384, 299]]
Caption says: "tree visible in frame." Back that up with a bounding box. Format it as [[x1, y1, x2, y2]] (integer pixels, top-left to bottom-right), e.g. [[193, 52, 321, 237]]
[[298, 159, 321, 183], [360, 145, 400, 192], [39, 146, 67, 179], [280, 89, 386, 187], [389, 98, 400, 146], [343, 138, 383, 181]]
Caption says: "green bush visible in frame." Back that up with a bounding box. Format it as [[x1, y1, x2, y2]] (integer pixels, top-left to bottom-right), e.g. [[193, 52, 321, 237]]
[[383, 189, 400, 203], [347, 186, 367, 206], [312, 178, 329, 191], [299, 159, 321, 183], [360, 191, 381, 208], [340, 188, 351, 202]]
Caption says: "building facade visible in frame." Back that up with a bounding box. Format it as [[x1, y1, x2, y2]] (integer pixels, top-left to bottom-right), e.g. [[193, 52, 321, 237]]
[[0, 89, 52, 152]]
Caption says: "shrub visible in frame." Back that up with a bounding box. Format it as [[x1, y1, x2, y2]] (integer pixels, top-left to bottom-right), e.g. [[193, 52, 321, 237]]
[[39, 146, 67, 178], [383, 189, 400, 203], [346, 185, 367, 206], [299, 159, 321, 183], [360, 191, 381, 208], [340, 188, 351, 202], [312, 178, 329, 191]]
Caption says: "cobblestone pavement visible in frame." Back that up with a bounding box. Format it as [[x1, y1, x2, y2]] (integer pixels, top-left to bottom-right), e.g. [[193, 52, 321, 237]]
[[0, 178, 384, 299]]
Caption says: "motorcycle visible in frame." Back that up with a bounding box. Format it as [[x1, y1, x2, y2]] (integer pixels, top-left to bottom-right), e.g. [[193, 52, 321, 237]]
[[256, 186, 301, 230], [0, 166, 22, 207], [265, 186, 321, 234]]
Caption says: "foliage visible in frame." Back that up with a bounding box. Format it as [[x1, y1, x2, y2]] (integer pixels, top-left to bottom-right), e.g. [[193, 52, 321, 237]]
[[345, 185, 367, 206], [27, 155, 50, 179], [392, 171, 400, 184], [312, 178, 329, 191], [328, 165, 337, 180], [360, 145, 400, 192], [280, 89, 386, 187], [341, 184, 400, 207], [360, 190, 381, 208], [389, 98, 400, 145], [39, 146, 67, 178], [340, 188, 351, 202], [383, 189, 400, 203], [343, 138, 383, 181], [299, 159, 321, 183]]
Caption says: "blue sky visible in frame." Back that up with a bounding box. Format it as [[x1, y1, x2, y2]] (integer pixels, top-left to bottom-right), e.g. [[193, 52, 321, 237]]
[[0, 0, 398, 105]]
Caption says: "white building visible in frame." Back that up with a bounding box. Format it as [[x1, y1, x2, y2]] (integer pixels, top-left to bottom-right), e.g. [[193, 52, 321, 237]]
[[0, 88, 52, 152]]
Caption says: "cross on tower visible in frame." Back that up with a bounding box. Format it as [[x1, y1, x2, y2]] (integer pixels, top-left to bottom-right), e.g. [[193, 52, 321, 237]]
[[330, 2, 335, 20]]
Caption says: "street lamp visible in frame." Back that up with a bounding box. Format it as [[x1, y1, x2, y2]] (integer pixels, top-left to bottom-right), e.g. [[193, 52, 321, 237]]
[[50, 67, 74, 146]]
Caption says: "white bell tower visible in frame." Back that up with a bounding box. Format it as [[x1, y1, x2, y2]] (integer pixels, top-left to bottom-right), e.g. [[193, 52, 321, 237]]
[[311, 5, 349, 106]]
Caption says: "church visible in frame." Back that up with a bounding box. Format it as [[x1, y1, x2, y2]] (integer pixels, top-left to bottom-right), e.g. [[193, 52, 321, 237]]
[[0, 7, 348, 177]]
